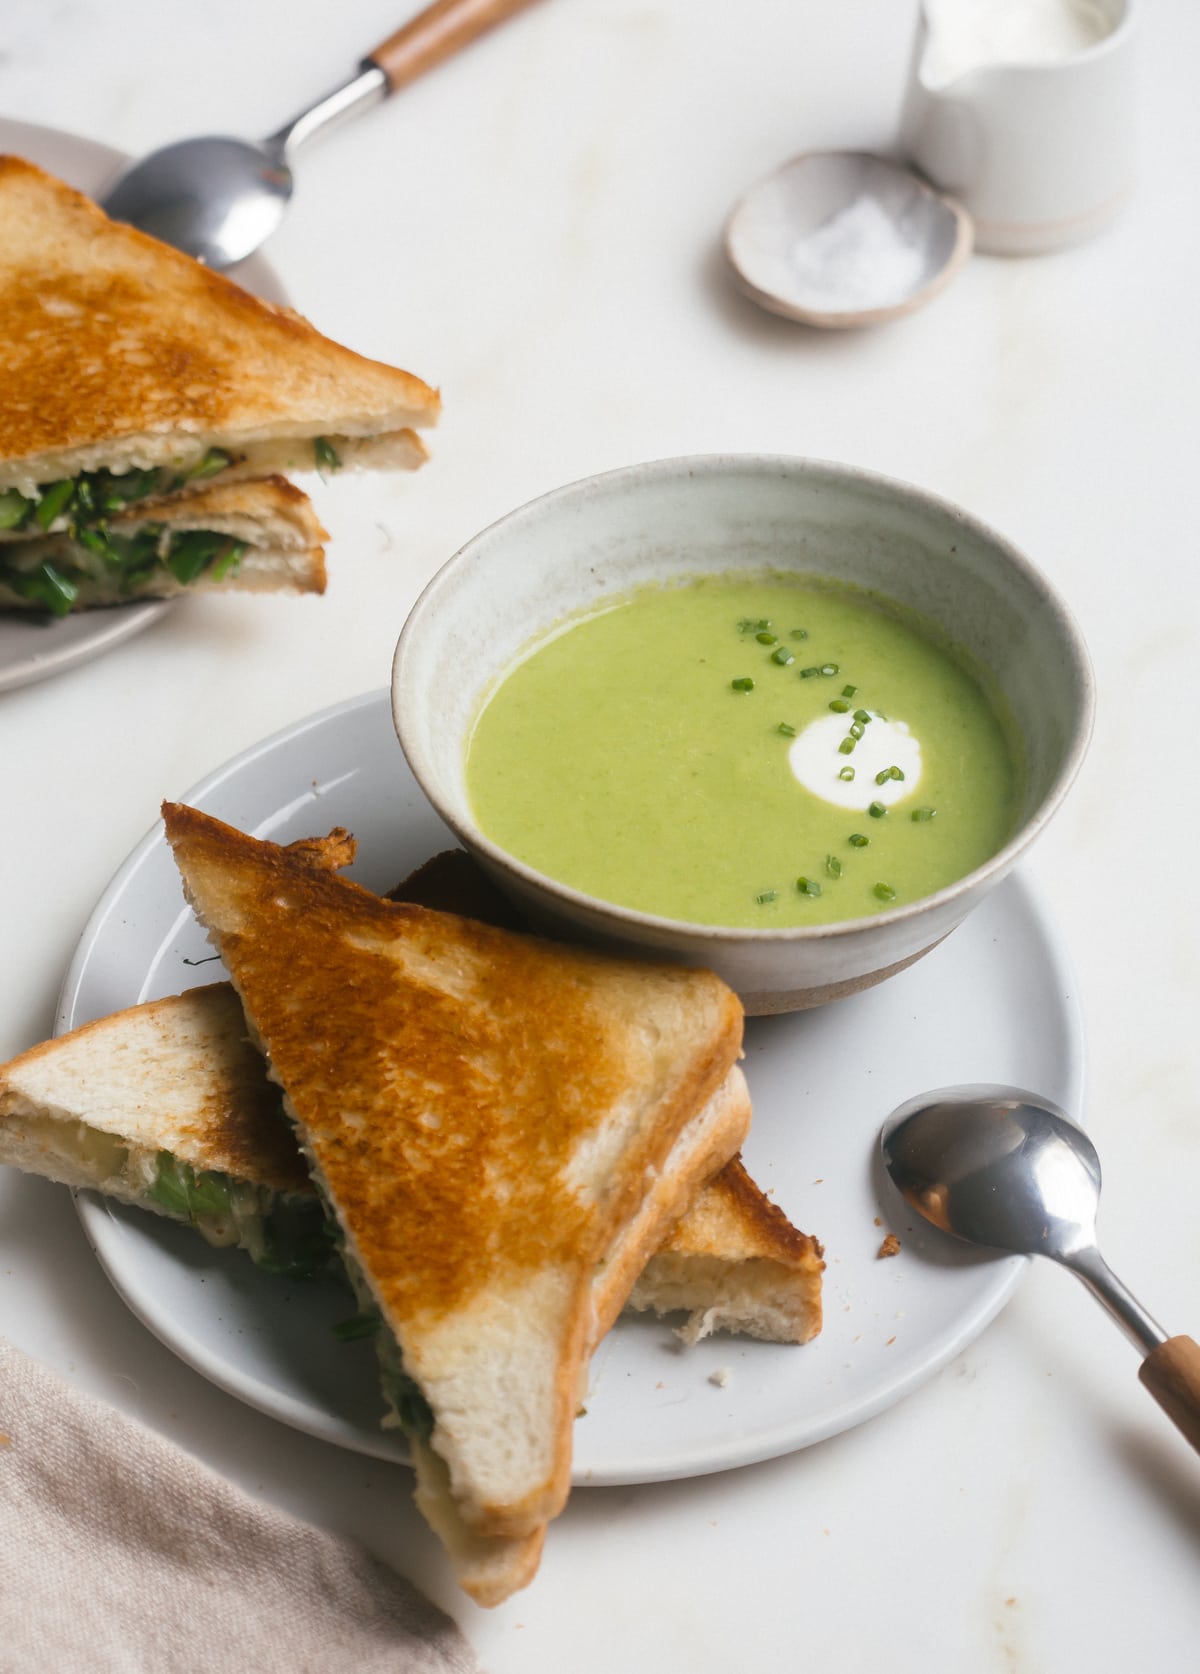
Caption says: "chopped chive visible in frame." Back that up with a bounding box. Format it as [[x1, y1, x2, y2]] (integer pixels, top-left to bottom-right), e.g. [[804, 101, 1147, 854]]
[[868, 800, 887, 819], [838, 737, 856, 755], [849, 833, 870, 848], [829, 699, 851, 713], [799, 666, 820, 679], [9, 559, 78, 615], [889, 766, 905, 781], [874, 883, 898, 902], [875, 769, 891, 786], [0, 488, 33, 530], [911, 806, 937, 822], [777, 721, 797, 737], [34, 478, 75, 529], [771, 646, 795, 666], [795, 876, 822, 898], [755, 630, 776, 645], [842, 684, 857, 698], [731, 676, 755, 692], [825, 855, 842, 879], [838, 765, 855, 781], [854, 709, 871, 725], [332, 1311, 382, 1342], [790, 628, 808, 640], [755, 889, 777, 904], [820, 663, 839, 676], [850, 723, 864, 740], [313, 435, 342, 473]]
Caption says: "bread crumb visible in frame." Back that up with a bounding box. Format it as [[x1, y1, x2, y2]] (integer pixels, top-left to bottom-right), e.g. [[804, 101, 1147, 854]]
[[874, 1216, 882, 1226], [885, 1335, 897, 1346], [709, 1367, 733, 1388], [877, 1232, 901, 1258], [655, 1381, 665, 1390], [0, 1434, 10, 1448]]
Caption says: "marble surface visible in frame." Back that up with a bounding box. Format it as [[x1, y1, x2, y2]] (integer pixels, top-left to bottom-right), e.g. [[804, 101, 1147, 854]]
[[1, 2, 1198, 1668]]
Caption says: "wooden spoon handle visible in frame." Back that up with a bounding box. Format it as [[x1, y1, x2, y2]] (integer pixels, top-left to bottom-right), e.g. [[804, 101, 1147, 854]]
[[367, 0, 544, 93], [1138, 1335, 1200, 1453]]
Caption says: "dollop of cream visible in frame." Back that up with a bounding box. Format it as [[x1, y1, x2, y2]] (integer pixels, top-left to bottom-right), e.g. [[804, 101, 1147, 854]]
[[788, 711, 922, 810]]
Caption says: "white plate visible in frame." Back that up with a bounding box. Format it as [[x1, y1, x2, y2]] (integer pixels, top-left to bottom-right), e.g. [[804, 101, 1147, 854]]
[[60, 689, 1085, 1486], [0, 117, 289, 695]]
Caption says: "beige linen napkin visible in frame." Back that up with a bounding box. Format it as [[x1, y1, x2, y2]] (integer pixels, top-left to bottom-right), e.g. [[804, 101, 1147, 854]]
[[0, 1339, 484, 1674]]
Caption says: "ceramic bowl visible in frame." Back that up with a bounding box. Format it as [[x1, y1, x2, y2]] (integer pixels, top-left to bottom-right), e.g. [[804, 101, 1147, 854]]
[[392, 455, 1093, 1014]]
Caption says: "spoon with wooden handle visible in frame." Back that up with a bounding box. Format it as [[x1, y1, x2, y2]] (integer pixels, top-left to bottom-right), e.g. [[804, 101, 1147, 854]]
[[881, 1084, 1200, 1453], [102, 0, 545, 268]]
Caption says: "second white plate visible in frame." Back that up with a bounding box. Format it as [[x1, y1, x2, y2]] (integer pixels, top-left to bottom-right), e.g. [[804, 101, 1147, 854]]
[[0, 116, 288, 695], [60, 689, 1085, 1486]]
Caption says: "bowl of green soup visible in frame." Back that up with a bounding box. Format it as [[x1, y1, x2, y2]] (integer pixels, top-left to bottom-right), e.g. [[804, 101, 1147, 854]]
[[392, 455, 1092, 1013]]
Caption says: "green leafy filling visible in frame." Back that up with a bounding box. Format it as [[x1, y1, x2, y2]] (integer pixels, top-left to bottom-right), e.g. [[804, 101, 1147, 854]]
[[1, 527, 248, 616], [331, 1240, 434, 1443], [375, 1328, 435, 1443], [0, 448, 234, 536], [313, 436, 342, 473], [332, 1309, 383, 1342], [147, 1152, 335, 1280]]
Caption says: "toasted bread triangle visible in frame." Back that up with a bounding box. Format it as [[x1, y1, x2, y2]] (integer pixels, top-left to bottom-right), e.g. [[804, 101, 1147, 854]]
[[161, 803, 746, 1567], [0, 156, 439, 487]]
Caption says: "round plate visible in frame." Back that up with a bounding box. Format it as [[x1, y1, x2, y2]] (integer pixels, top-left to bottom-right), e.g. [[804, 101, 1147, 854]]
[[0, 117, 289, 695], [61, 690, 1084, 1485]]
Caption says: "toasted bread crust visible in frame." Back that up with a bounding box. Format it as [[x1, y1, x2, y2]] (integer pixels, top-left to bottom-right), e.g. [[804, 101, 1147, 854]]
[[662, 1152, 824, 1266], [590, 1068, 753, 1341], [162, 802, 744, 1548], [0, 156, 439, 482]]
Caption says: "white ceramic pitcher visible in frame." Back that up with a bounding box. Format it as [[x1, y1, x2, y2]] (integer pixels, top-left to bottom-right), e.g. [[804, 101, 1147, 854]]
[[901, 0, 1138, 255]]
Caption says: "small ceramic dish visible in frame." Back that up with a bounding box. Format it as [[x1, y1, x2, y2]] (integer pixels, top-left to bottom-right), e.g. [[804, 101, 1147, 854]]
[[724, 151, 972, 328], [392, 455, 1093, 1013]]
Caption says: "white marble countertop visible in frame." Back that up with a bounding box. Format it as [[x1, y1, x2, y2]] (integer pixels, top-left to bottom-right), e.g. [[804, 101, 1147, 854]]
[[1, 2, 1198, 1668]]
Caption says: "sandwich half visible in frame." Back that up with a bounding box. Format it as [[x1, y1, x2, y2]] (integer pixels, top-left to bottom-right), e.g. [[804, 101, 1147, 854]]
[[0, 155, 439, 526], [0, 476, 327, 612], [161, 802, 749, 1604], [0, 982, 329, 1276]]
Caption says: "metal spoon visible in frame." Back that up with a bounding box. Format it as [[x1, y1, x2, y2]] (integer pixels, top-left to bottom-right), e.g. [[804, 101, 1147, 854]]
[[881, 1084, 1200, 1453], [724, 150, 972, 329], [100, 0, 543, 268]]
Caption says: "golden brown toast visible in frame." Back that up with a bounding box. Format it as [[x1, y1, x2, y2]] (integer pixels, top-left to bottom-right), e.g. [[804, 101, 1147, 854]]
[[161, 803, 748, 1602], [0, 476, 328, 609], [391, 849, 824, 1346], [0, 156, 439, 494]]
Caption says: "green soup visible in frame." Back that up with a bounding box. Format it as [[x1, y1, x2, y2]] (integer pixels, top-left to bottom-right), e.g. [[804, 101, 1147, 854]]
[[466, 573, 1021, 929]]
